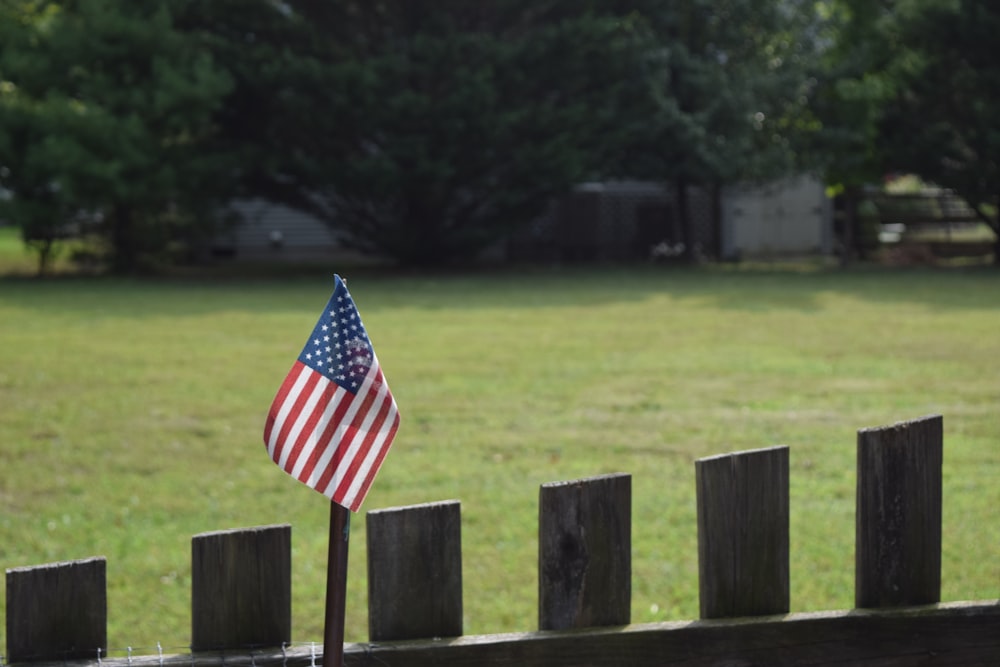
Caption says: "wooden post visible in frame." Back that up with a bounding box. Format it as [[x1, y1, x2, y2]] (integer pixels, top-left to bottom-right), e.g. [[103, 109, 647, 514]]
[[5, 557, 107, 663], [856, 414, 943, 608], [538, 473, 631, 631], [366, 501, 463, 641], [696, 446, 789, 619], [323, 502, 350, 667], [191, 524, 291, 651]]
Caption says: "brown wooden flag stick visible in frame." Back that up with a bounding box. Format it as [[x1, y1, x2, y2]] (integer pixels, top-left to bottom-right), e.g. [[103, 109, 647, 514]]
[[323, 502, 351, 667]]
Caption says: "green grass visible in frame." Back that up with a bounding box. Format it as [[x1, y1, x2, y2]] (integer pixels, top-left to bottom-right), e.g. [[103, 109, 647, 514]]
[[1, 261, 999, 657]]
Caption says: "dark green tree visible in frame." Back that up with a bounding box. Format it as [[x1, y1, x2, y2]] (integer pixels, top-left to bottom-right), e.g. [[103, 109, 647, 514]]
[[799, 0, 899, 261], [0, 0, 233, 273], [804, 0, 999, 263], [879, 0, 999, 262], [184, 1, 650, 266], [802, 0, 895, 184], [0, 75, 73, 273], [0, 2, 74, 274], [611, 0, 822, 258]]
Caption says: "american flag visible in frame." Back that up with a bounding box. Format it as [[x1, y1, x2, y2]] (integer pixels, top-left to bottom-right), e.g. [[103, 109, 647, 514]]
[[264, 275, 400, 511]]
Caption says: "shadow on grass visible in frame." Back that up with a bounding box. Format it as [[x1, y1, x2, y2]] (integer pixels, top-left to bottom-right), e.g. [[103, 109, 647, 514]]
[[1, 260, 998, 318]]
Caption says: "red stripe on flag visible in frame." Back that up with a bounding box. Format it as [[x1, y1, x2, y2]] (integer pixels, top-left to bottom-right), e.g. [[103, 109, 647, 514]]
[[315, 373, 383, 494], [267, 363, 322, 467], [263, 362, 302, 446], [294, 386, 355, 483], [342, 410, 400, 511], [327, 370, 398, 509], [326, 392, 389, 502], [282, 378, 342, 476], [328, 382, 389, 484]]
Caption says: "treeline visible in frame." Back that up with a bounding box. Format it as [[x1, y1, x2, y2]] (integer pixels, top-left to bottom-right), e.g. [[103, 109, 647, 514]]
[[0, 0, 997, 272]]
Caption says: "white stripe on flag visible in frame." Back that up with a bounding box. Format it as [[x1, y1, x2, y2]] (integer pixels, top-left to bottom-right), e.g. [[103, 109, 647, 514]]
[[277, 374, 329, 471], [330, 397, 397, 509], [317, 369, 387, 495], [304, 367, 378, 490], [333, 376, 397, 503], [315, 367, 386, 497], [266, 364, 312, 459], [289, 382, 350, 480]]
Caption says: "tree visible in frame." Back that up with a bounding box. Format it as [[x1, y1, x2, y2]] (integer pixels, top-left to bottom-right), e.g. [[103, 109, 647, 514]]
[[804, 0, 1000, 264], [0, 1, 75, 274], [608, 0, 821, 258], [878, 0, 1000, 262], [183, 1, 651, 266], [0, 71, 72, 273], [0, 0, 234, 273], [799, 0, 900, 261], [801, 0, 896, 183]]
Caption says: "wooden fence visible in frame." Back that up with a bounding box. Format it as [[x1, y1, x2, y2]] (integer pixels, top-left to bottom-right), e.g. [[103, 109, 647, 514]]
[[867, 190, 995, 260], [5, 414, 999, 666]]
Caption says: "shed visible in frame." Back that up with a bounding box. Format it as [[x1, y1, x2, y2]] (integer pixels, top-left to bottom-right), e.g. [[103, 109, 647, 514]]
[[720, 176, 833, 259], [214, 198, 341, 258]]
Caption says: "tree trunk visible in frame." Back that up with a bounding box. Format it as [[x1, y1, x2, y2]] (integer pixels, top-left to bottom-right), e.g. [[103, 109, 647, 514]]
[[709, 182, 722, 260], [674, 175, 694, 261], [33, 238, 55, 277], [111, 203, 138, 274], [992, 195, 999, 267], [840, 185, 860, 267], [971, 201, 999, 267]]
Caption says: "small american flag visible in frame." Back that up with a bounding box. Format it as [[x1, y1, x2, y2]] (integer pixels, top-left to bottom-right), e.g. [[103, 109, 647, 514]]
[[264, 275, 400, 511]]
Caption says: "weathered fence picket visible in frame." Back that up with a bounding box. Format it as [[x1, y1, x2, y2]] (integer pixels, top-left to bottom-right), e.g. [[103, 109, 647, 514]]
[[190, 524, 291, 651], [5, 557, 106, 663], [856, 414, 943, 608], [538, 473, 632, 630], [695, 445, 789, 618], [4, 413, 999, 666], [366, 501, 463, 641]]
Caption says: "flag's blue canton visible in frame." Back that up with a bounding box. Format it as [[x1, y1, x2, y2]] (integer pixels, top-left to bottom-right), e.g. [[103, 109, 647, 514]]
[[297, 280, 374, 394]]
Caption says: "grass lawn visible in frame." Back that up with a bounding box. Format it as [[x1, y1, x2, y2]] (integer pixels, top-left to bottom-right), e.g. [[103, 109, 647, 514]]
[[1, 257, 998, 656]]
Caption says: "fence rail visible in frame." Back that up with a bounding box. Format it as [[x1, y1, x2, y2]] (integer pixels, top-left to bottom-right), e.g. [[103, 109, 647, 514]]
[[6, 414, 1000, 666]]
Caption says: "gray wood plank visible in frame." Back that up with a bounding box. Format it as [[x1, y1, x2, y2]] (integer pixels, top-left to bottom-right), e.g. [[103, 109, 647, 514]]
[[696, 445, 789, 619], [856, 414, 943, 608], [538, 473, 631, 630], [5, 557, 107, 663], [190, 524, 291, 651], [366, 501, 463, 641]]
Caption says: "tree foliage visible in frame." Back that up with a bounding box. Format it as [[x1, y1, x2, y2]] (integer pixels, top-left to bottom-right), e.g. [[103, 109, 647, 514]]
[[3, 0, 995, 270], [184, 1, 651, 266], [805, 0, 999, 262], [798, 0, 896, 192], [0, 0, 233, 273], [879, 0, 999, 244], [605, 0, 822, 256], [628, 0, 818, 181]]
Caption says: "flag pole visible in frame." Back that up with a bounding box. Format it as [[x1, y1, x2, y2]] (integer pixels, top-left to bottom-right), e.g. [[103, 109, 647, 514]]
[[323, 501, 351, 667]]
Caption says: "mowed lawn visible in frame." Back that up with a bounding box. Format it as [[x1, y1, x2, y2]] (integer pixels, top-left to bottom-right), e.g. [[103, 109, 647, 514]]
[[1, 262, 998, 655]]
